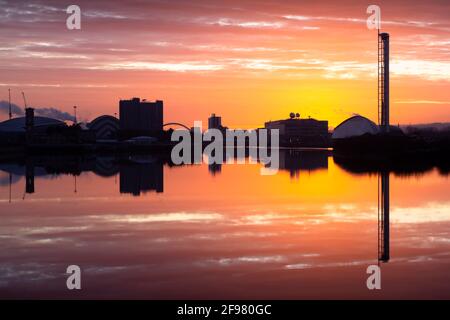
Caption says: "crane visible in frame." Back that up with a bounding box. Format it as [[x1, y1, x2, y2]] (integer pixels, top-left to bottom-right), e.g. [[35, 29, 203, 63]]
[[8, 88, 12, 120], [21, 91, 28, 109]]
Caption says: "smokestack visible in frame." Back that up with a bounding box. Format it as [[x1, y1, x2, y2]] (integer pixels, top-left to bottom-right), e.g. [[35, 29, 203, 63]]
[[25, 107, 34, 132]]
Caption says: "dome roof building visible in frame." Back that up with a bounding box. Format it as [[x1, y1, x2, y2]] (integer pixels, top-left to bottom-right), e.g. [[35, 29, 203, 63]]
[[88, 115, 120, 140], [0, 116, 66, 133], [332, 115, 379, 140]]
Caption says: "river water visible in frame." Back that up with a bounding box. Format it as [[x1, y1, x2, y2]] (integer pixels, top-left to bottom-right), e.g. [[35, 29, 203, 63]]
[[0, 150, 449, 299]]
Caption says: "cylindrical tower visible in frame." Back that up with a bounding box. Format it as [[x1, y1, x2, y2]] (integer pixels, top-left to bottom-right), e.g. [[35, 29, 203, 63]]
[[378, 32, 390, 132]]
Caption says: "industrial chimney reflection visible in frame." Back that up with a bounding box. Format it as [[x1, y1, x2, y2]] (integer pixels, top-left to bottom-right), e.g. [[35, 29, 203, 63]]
[[378, 171, 390, 263], [25, 159, 35, 194]]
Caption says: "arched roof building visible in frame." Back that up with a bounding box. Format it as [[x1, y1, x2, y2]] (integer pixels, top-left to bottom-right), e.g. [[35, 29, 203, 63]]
[[0, 116, 66, 133], [332, 116, 380, 140], [88, 115, 120, 140]]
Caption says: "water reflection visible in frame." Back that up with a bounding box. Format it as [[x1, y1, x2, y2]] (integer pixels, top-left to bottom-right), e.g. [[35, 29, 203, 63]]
[[1, 149, 334, 196], [378, 172, 390, 263], [0, 150, 449, 299], [278, 149, 329, 178], [119, 156, 163, 196], [0, 155, 165, 198]]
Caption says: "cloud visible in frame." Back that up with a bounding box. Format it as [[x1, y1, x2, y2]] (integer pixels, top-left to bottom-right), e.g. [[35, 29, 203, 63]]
[[395, 100, 450, 105], [211, 18, 285, 29], [391, 59, 450, 81], [0, 100, 74, 121], [34, 108, 75, 122], [0, 100, 24, 116], [91, 61, 225, 72], [283, 15, 450, 31]]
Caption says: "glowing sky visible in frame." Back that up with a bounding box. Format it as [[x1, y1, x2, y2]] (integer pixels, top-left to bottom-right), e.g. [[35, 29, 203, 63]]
[[0, 0, 449, 127]]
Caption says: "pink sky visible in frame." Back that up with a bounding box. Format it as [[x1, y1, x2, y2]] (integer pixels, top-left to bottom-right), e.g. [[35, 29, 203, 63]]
[[0, 0, 449, 128]]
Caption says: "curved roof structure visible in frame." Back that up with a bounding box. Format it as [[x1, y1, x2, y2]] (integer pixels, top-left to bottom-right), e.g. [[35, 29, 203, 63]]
[[163, 122, 190, 130], [88, 115, 119, 139], [0, 116, 65, 133], [332, 115, 379, 139]]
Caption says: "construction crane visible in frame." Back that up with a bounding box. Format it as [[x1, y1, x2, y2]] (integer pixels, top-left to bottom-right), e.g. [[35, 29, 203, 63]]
[[8, 88, 12, 120], [21, 91, 28, 109]]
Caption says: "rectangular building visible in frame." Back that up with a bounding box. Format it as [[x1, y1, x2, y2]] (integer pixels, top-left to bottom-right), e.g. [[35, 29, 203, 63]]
[[265, 117, 329, 147], [208, 113, 222, 130], [119, 98, 163, 133]]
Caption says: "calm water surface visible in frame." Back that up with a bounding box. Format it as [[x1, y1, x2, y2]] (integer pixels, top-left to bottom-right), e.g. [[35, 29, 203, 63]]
[[0, 151, 449, 299]]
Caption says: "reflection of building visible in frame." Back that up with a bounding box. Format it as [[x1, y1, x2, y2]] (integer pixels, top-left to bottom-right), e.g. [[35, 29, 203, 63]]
[[265, 116, 329, 147], [0, 156, 167, 198], [278, 149, 328, 178], [119, 98, 163, 133], [378, 172, 390, 263], [120, 160, 163, 196], [208, 163, 222, 176], [25, 159, 34, 194]]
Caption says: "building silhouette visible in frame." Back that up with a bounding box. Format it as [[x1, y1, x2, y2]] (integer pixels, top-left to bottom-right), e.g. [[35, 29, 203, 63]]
[[88, 115, 120, 140], [208, 113, 222, 130], [265, 114, 329, 147], [207, 113, 228, 132], [119, 98, 163, 134]]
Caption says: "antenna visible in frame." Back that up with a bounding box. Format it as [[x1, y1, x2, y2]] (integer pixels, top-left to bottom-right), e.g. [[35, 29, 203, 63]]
[[8, 88, 12, 120]]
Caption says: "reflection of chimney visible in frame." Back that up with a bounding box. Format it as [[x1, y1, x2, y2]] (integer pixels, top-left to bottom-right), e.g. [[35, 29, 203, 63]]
[[378, 172, 390, 263], [25, 160, 35, 194], [25, 108, 34, 132]]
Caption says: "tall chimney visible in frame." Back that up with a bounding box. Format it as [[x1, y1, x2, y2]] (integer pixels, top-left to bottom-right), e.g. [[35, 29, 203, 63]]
[[25, 107, 34, 132]]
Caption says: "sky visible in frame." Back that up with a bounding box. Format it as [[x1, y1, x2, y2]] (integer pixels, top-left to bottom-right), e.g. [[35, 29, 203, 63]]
[[0, 0, 449, 128]]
